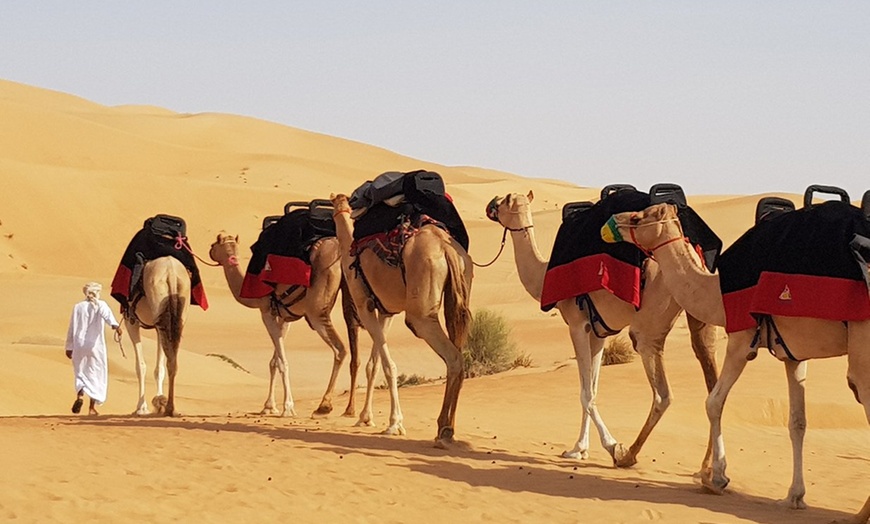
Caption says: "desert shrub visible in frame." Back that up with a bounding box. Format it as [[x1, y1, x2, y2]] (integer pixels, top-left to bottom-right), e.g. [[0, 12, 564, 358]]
[[602, 334, 635, 366], [463, 309, 530, 378], [206, 353, 251, 373], [378, 373, 431, 389]]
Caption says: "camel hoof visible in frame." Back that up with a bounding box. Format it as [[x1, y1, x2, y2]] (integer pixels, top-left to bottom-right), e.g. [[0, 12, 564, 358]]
[[133, 408, 149, 416], [314, 403, 333, 416], [260, 407, 280, 416], [438, 426, 455, 442], [779, 495, 807, 510], [701, 473, 729, 494], [381, 424, 406, 436], [354, 416, 374, 427], [152, 395, 168, 413], [561, 449, 589, 460], [612, 444, 637, 468]]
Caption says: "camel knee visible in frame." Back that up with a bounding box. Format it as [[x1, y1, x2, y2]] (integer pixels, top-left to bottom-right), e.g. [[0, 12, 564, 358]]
[[848, 378, 864, 405], [654, 391, 672, 413]]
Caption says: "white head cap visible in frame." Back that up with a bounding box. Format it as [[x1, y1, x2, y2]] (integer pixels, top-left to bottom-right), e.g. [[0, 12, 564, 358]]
[[83, 282, 102, 302]]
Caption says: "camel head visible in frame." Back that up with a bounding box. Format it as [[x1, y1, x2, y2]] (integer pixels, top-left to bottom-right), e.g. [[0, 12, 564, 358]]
[[209, 231, 240, 267], [485, 191, 534, 231], [600, 203, 681, 250], [330, 193, 351, 214]]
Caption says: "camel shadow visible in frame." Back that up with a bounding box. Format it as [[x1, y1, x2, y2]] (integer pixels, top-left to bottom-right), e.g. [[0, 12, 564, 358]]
[[66, 415, 853, 523]]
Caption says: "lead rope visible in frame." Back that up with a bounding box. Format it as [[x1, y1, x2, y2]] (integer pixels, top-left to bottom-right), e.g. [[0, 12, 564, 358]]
[[473, 228, 509, 268], [175, 234, 221, 267], [113, 328, 127, 359]]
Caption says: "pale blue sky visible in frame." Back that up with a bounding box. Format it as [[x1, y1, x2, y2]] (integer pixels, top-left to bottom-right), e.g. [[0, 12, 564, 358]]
[[3, 2, 868, 198]]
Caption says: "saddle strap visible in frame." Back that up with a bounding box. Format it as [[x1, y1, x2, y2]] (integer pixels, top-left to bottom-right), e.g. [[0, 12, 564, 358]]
[[577, 295, 621, 339]]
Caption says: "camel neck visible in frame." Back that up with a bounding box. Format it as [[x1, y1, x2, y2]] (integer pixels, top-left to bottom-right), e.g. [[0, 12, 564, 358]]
[[331, 211, 355, 253], [652, 235, 726, 326], [508, 227, 547, 302], [220, 257, 261, 308]]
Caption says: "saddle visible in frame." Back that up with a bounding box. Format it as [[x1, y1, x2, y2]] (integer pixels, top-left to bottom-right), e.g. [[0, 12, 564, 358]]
[[240, 200, 337, 299], [110, 213, 208, 312]]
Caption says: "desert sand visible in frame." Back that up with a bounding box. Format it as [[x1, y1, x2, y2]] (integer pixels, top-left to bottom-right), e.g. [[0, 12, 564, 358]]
[[1, 79, 867, 523]]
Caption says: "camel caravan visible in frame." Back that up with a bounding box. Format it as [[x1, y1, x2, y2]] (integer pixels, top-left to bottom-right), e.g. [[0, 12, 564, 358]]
[[107, 171, 870, 521]]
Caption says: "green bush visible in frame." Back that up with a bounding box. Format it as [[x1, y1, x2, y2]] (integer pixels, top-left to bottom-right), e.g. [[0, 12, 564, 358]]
[[602, 333, 635, 366], [463, 309, 530, 378], [378, 373, 432, 389]]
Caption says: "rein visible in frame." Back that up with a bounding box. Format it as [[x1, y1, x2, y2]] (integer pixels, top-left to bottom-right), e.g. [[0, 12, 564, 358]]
[[473, 225, 533, 268], [113, 328, 127, 358], [175, 233, 221, 267], [624, 216, 688, 258]]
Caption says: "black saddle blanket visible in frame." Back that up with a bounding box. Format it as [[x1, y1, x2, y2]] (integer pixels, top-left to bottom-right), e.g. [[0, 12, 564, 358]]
[[719, 201, 870, 332], [351, 170, 469, 252], [240, 208, 336, 299], [110, 216, 208, 310], [541, 190, 720, 311]]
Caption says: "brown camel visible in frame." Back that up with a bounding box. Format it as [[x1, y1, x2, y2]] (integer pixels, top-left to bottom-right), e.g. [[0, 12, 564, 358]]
[[329, 193, 472, 446], [488, 192, 719, 467], [124, 256, 189, 417], [603, 202, 870, 521], [209, 232, 359, 418]]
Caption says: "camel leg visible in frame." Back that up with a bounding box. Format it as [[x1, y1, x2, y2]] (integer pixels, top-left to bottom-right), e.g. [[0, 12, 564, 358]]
[[260, 311, 293, 416], [406, 313, 464, 445], [839, 320, 870, 524], [356, 312, 392, 428], [309, 314, 349, 417], [781, 359, 808, 510], [561, 315, 618, 460], [702, 329, 753, 494], [126, 320, 150, 416], [163, 342, 178, 417], [152, 336, 168, 414], [376, 317, 405, 436], [686, 313, 720, 473], [343, 318, 360, 417], [616, 336, 670, 468]]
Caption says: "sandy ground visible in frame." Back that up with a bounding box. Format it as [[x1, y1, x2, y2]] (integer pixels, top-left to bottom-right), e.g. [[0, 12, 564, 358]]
[[1, 79, 867, 523]]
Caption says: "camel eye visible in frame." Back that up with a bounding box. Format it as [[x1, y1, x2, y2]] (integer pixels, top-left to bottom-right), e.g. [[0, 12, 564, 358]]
[[629, 214, 641, 225]]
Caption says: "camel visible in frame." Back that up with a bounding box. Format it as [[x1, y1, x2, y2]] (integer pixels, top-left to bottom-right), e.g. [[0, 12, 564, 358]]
[[487, 192, 720, 467], [328, 193, 472, 446], [603, 202, 870, 521], [124, 256, 189, 417], [208, 232, 359, 418]]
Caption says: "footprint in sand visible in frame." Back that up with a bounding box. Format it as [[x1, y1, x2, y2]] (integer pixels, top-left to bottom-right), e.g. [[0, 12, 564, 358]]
[[641, 508, 663, 520]]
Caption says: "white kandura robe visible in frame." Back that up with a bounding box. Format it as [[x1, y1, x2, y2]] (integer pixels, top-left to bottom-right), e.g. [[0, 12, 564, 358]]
[[65, 299, 119, 404]]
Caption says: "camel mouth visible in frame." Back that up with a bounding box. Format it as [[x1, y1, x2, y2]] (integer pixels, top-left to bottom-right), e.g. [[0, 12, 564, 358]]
[[485, 197, 501, 223], [600, 217, 623, 243]]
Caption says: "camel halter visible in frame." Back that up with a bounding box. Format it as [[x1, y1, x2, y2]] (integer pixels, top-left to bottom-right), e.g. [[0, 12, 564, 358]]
[[210, 237, 240, 267], [607, 215, 689, 258], [477, 197, 534, 268]]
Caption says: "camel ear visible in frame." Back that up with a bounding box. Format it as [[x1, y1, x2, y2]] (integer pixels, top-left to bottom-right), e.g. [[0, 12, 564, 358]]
[[234, 235, 239, 242], [527, 190, 534, 202], [329, 193, 336, 200]]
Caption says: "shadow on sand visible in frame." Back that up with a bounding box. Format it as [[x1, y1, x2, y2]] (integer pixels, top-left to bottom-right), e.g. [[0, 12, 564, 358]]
[[41, 413, 855, 524]]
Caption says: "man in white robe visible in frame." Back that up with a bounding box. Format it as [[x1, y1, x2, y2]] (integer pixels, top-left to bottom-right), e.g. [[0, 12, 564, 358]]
[[65, 282, 122, 415]]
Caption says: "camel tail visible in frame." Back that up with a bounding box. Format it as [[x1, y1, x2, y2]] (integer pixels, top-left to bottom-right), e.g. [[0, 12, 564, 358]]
[[443, 246, 472, 350], [156, 293, 186, 355]]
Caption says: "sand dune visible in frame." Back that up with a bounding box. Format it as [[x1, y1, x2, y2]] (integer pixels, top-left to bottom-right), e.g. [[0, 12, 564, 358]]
[[1, 79, 867, 523]]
